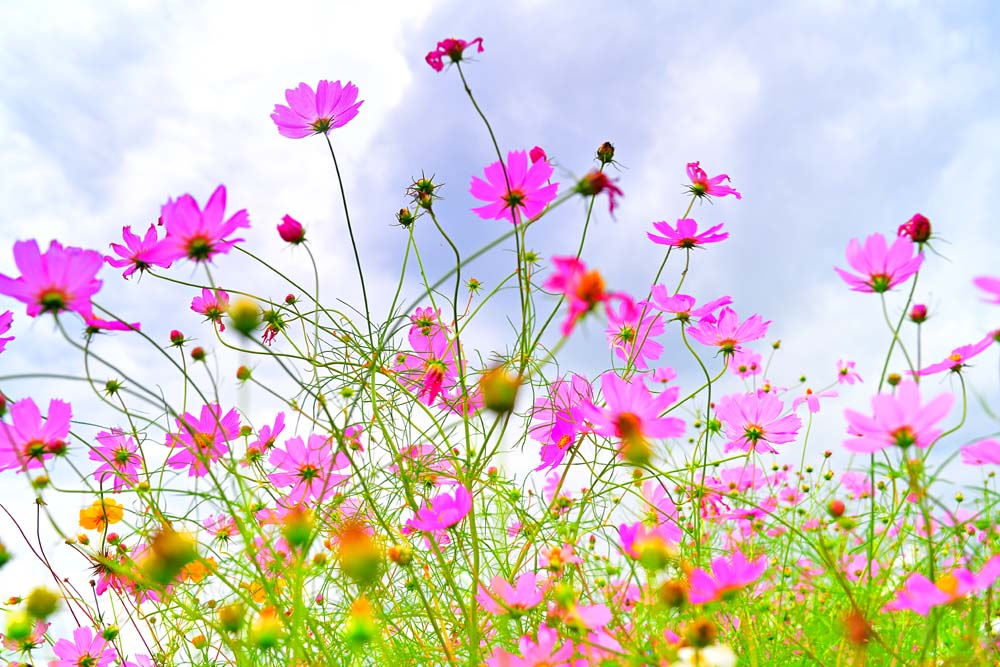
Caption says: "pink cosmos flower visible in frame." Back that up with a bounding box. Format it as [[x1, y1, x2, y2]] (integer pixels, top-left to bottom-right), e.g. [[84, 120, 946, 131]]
[[543, 257, 611, 336], [730, 348, 762, 379], [715, 392, 802, 454], [837, 359, 862, 385], [0, 397, 71, 472], [277, 215, 306, 244], [644, 288, 732, 324], [191, 287, 230, 332], [89, 428, 141, 491], [0, 240, 103, 319], [835, 234, 923, 293], [270, 80, 363, 138], [647, 218, 728, 249], [470, 150, 559, 224], [529, 374, 593, 471], [269, 434, 350, 504], [106, 224, 173, 278], [409, 305, 446, 343], [405, 485, 473, 532], [0, 310, 12, 354], [605, 296, 664, 369], [158, 185, 249, 263], [552, 600, 611, 632], [618, 521, 680, 561], [883, 556, 1000, 615], [841, 471, 872, 500], [394, 328, 460, 406], [2, 618, 48, 653], [791, 387, 838, 414], [165, 404, 241, 477], [486, 626, 575, 667], [914, 334, 994, 376], [687, 307, 770, 354], [897, 213, 931, 244], [687, 551, 767, 604], [582, 371, 685, 461], [574, 170, 623, 216], [425, 37, 484, 72], [686, 161, 741, 199], [50, 627, 117, 667], [961, 439, 1000, 466], [974, 276, 1000, 304], [529, 146, 547, 163], [842, 381, 953, 453], [477, 572, 544, 615], [246, 412, 286, 462]]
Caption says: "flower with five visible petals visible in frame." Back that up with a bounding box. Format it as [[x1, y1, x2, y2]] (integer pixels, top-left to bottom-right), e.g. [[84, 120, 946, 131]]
[[89, 428, 141, 491], [191, 287, 230, 332], [883, 556, 1000, 616], [0, 397, 71, 472], [158, 185, 249, 264], [835, 233, 923, 293], [0, 310, 12, 354], [644, 288, 732, 324], [79, 497, 124, 531], [0, 240, 103, 319], [486, 626, 575, 667], [425, 37, 484, 72], [686, 161, 742, 200], [470, 150, 559, 225], [477, 572, 544, 616], [270, 80, 363, 138], [687, 551, 767, 604], [543, 257, 611, 336], [914, 334, 994, 376], [165, 404, 241, 477], [245, 412, 286, 464], [961, 439, 1000, 466], [686, 307, 770, 355], [605, 296, 663, 369], [791, 387, 838, 414], [268, 434, 350, 504], [106, 224, 173, 278], [974, 276, 1000, 304], [715, 391, 802, 454], [842, 381, 952, 453], [49, 627, 118, 667], [647, 218, 728, 249], [405, 486, 473, 533]]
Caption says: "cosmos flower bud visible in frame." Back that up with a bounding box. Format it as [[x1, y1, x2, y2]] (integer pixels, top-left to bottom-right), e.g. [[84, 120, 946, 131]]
[[388, 543, 413, 566], [898, 213, 931, 244], [218, 602, 245, 632], [250, 610, 283, 649], [190, 346, 206, 362], [886, 373, 901, 386], [236, 365, 252, 381], [529, 146, 548, 164], [909, 304, 928, 323], [101, 625, 119, 641], [479, 366, 521, 413], [282, 507, 314, 548], [596, 141, 615, 164], [144, 527, 198, 586], [685, 618, 718, 648], [844, 609, 871, 645], [4, 610, 32, 642], [169, 330, 184, 345], [277, 215, 305, 244], [228, 297, 260, 336], [827, 499, 845, 518], [396, 208, 415, 228], [25, 587, 60, 618], [657, 580, 687, 608]]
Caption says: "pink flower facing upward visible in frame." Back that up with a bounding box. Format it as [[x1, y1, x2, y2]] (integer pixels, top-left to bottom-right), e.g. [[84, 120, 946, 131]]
[[0, 310, 12, 353], [543, 257, 612, 336], [191, 287, 230, 332], [835, 233, 923, 293], [268, 435, 350, 504], [158, 185, 250, 264], [583, 371, 685, 464], [486, 626, 575, 667], [644, 288, 732, 324], [0, 398, 71, 473], [836, 359, 863, 385], [961, 439, 1000, 466], [914, 334, 994, 376], [529, 374, 593, 471], [270, 80, 363, 138], [715, 391, 802, 454], [50, 627, 118, 667], [477, 572, 544, 616], [605, 297, 664, 369], [0, 240, 103, 319], [843, 381, 953, 454], [89, 428, 141, 491], [686, 161, 742, 200], [166, 404, 241, 477], [647, 218, 728, 249], [687, 307, 770, 355], [425, 37, 484, 72], [974, 276, 1000, 304], [106, 224, 173, 279], [470, 150, 559, 224], [687, 551, 767, 604], [883, 556, 1000, 616], [405, 485, 473, 533]]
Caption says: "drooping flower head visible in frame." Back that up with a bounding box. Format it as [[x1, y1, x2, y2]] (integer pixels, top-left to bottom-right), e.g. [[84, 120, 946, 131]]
[[269, 434, 351, 504], [835, 233, 923, 293], [271, 80, 363, 138], [49, 627, 117, 667], [191, 287, 230, 332], [647, 219, 728, 249], [0, 240, 103, 319], [686, 161, 742, 200], [915, 334, 994, 376], [605, 296, 663, 369], [843, 381, 953, 453], [974, 276, 1000, 305], [543, 257, 611, 336], [715, 391, 802, 454], [425, 37, 484, 72], [158, 185, 249, 263], [0, 310, 12, 354], [470, 150, 559, 224], [687, 551, 767, 604], [0, 397, 71, 472], [687, 307, 770, 355], [897, 213, 931, 244], [574, 170, 623, 216], [89, 428, 141, 491], [166, 404, 241, 477], [106, 224, 173, 279]]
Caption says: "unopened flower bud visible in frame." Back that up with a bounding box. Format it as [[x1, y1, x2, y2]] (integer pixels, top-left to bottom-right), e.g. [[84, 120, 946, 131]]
[[529, 146, 548, 164], [277, 214, 306, 244], [479, 366, 521, 413], [190, 347, 206, 362], [596, 141, 615, 164], [898, 213, 931, 244], [285, 294, 296, 305], [169, 330, 185, 345], [909, 304, 928, 324], [396, 207, 415, 228], [828, 499, 845, 518], [886, 373, 901, 386], [228, 297, 260, 336], [685, 618, 718, 648], [25, 587, 60, 618], [236, 365, 252, 382], [250, 611, 283, 649], [4, 610, 33, 642]]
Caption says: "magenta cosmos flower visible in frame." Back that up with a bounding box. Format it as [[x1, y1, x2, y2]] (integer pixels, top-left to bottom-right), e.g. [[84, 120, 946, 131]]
[[191, 287, 230, 332], [270, 80, 363, 138], [835, 233, 923, 293], [470, 150, 558, 224], [277, 214, 306, 244], [529, 374, 593, 471], [647, 218, 728, 248], [477, 572, 543, 615], [974, 276, 1000, 304], [405, 485, 473, 532], [106, 224, 173, 279], [883, 556, 1000, 616], [644, 288, 732, 324], [843, 381, 952, 453], [89, 428, 142, 491], [543, 257, 611, 336], [158, 185, 249, 263], [268, 434, 350, 504], [686, 161, 741, 199], [605, 296, 664, 369], [715, 391, 802, 454], [166, 404, 241, 477], [686, 306, 770, 354], [394, 328, 460, 407], [687, 551, 767, 604], [0, 397, 71, 472], [0, 240, 103, 319], [0, 310, 12, 354], [425, 37, 484, 72], [915, 333, 994, 376], [486, 626, 575, 667], [50, 627, 117, 667]]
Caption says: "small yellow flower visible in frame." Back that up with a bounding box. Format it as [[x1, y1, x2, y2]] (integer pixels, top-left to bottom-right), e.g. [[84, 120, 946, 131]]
[[79, 498, 124, 531]]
